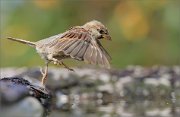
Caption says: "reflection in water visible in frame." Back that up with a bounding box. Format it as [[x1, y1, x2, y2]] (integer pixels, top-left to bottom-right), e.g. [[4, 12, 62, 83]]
[[50, 94, 180, 117]]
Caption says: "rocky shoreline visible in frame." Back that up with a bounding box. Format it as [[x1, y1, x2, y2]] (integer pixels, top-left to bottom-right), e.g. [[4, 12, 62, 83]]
[[1, 66, 180, 117]]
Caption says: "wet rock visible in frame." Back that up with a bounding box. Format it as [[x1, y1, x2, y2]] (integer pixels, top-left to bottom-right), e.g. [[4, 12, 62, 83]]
[[0, 97, 43, 117], [0, 77, 52, 116], [0, 77, 31, 104]]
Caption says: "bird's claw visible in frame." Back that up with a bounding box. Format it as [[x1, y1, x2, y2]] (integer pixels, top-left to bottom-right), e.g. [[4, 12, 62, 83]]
[[68, 68, 74, 72], [62, 65, 74, 72], [60, 62, 74, 72]]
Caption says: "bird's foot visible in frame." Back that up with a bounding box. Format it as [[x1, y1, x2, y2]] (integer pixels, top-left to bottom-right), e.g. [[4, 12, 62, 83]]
[[67, 67, 74, 72], [60, 62, 74, 72]]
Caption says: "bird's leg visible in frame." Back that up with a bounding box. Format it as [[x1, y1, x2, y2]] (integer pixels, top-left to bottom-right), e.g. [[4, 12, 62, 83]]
[[53, 60, 74, 71], [40, 62, 49, 85], [60, 62, 74, 72], [47, 54, 74, 71]]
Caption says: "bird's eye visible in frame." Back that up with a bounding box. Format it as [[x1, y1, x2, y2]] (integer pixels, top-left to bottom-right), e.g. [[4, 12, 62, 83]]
[[98, 29, 107, 34], [99, 29, 104, 34]]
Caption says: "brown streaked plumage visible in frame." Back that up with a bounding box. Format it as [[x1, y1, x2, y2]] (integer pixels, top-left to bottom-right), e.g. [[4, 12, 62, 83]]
[[7, 20, 111, 85]]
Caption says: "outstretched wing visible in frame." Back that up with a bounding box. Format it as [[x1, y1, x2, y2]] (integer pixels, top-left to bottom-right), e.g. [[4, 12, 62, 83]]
[[47, 27, 111, 68]]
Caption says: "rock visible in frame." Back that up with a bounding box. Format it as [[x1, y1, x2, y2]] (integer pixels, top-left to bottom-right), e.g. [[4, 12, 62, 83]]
[[0, 77, 52, 116], [0, 97, 43, 117], [0, 77, 31, 104]]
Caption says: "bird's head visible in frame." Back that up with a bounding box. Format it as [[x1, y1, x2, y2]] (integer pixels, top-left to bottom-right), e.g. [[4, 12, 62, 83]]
[[83, 20, 111, 40]]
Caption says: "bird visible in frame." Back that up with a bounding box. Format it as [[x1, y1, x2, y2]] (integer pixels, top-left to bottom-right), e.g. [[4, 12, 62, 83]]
[[7, 20, 112, 85]]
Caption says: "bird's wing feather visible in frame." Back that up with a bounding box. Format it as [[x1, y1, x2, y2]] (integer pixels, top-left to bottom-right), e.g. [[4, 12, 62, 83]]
[[48, 27, 111, 68], [84, 39, 111, 68]]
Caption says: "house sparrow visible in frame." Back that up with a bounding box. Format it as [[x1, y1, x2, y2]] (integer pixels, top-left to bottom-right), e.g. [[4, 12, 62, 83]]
[[7, 20, 111, 85]]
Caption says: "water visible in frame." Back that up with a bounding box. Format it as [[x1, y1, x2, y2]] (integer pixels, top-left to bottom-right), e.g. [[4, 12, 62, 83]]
[[49, 96, 180, 117]]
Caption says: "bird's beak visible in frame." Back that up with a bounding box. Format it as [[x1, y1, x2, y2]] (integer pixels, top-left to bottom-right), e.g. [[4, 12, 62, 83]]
[[103, 35, 111, 41]]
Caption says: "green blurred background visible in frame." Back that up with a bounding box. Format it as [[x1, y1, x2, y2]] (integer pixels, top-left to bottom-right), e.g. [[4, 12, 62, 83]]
[[1, 0, 180, 68]]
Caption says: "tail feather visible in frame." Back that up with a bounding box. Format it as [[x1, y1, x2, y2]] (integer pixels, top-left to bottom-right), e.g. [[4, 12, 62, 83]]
[[7, 37, 36, 47]]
